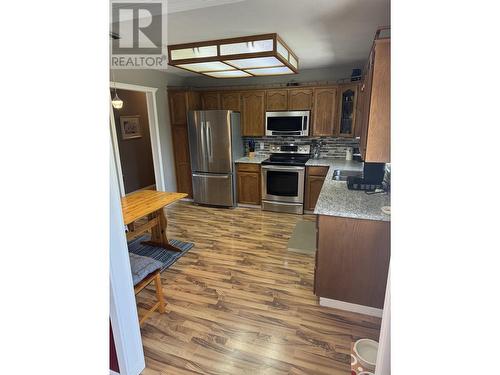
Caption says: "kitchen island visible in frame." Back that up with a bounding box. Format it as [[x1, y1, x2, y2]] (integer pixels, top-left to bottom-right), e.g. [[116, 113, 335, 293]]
[[311, 161, 390, 316]]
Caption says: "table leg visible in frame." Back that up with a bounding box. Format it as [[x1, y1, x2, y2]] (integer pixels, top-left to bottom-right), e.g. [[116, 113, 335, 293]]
[[154, 273, 166, 313], [142, 208, 182, 252]]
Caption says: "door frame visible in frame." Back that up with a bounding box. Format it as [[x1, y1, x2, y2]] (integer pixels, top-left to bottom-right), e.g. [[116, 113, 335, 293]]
[[109, 143, 145, 375], [110, 81, 165, 196]]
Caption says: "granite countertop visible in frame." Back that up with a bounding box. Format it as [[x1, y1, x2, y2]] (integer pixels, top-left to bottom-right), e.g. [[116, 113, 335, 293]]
[[235, 155, 268, 164], [305, 157, 363, 171], [313, 160, 390, 221], [234, 155, 390, 221]]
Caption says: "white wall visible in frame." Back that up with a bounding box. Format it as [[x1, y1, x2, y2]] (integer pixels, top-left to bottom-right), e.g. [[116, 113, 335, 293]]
[[111, 69, 186, 191]]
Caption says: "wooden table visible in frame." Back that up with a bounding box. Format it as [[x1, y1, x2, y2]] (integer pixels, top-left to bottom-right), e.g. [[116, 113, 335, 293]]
[[121, 190, 187, 252]]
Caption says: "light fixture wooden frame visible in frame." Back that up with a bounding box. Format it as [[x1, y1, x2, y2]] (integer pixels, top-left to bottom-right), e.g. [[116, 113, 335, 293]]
[[168, 33, 299, 78]]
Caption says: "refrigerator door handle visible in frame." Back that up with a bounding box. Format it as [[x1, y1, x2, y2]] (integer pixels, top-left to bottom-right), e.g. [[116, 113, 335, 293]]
[[192, 173, 229, 179], [206, 121, 213, 160]]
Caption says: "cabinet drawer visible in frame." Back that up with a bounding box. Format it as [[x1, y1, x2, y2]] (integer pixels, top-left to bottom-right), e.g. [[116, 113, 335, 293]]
[[237, 163, 261, 173], [307, 166, 329, 177]]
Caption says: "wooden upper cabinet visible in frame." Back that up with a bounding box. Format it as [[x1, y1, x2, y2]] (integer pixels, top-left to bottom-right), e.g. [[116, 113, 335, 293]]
[[337, 85, 358, 137], [266, 89, 288, 111], [360, 38, 390, 162], [312, 87, 337, 136], [221, 92, 241, 111], [288, 89, 313, 110], [201, 92, 221, 110], [169, 90, 188, 126], [241, 91, 265, 136], [187, 91, 202, 111]]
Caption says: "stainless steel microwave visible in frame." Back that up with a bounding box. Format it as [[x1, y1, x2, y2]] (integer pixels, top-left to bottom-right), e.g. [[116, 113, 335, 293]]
[[265, 111, 310, 136]]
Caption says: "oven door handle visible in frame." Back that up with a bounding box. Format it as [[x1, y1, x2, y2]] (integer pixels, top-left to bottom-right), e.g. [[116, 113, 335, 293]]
[[261, 165, 305, 171]]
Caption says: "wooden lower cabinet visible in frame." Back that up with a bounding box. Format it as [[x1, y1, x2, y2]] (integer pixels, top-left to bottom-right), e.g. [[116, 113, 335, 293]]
[[236, 163, 261, 205], [315, 215, 390, 309], [304, 166, 329, 210]]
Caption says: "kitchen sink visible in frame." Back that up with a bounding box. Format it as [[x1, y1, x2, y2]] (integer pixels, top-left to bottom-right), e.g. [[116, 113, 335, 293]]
[[332, 169, 363, 181]]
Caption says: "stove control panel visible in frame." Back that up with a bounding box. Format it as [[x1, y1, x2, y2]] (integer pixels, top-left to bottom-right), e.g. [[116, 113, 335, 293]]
[[270, 144, 310, 154]]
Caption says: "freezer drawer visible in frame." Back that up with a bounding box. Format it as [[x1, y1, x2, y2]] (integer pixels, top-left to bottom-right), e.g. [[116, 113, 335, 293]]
[[192, 173, 234, 207]]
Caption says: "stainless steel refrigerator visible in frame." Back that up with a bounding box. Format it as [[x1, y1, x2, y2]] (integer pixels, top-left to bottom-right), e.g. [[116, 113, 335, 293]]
[[187, 110, 243, 207]]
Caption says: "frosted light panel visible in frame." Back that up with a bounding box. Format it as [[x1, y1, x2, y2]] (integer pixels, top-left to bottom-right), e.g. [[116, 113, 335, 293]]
[[245, 66, 294, 76], [220, 39, 274, 55], [289, 54, 298, 69], [176, 61, 233, 72], [277, 41, 289, 61], [171, 46, 217, 60], [224, 57, 283, 69], [204, 70, 252, 78]]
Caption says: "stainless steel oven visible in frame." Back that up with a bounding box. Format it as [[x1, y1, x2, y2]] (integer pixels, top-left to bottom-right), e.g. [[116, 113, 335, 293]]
[[261, 144, 310, 214], [265, 111, 310, 137]]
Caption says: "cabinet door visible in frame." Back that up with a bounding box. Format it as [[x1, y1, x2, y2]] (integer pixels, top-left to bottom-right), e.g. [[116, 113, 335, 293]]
[[241, 91, 265, 136], [288, 89, 313, 110], [187, 91, 202, 111], [305, 175, 326, 210], [312, 87, 337, 136], [364, 39, 390, 162], [169, 91, 187, 126], [266, 89, 288, 110], [359, 49, 375, 160], [201, 92, 221, 110], [237, 171, 261, 205], [221, 92, 241, 111], [171, 125, 192, 197], [338, 85, 358, 137]]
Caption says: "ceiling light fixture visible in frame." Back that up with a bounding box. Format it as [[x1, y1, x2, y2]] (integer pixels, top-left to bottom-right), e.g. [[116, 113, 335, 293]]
[[168, 33, 298, 78], [110, 70, 123, 109]]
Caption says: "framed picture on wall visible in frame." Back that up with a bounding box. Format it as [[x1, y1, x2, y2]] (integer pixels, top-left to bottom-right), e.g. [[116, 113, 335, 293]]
[[120, 115, 142, 140]]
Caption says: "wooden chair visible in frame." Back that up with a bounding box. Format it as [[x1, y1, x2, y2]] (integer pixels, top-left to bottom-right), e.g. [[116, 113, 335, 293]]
[[133, 270, 166, 326]]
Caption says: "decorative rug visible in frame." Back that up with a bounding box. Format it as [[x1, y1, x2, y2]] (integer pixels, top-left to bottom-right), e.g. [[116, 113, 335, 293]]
[[287, 220, 317, 254], [127, 234, 194, 271]]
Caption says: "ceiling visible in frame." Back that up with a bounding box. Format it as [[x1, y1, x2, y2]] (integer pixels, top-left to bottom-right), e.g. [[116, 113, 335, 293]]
[[165, 0, 390, 77]]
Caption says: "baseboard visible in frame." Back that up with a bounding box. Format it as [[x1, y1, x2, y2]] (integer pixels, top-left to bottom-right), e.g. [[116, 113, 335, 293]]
[[319, 297, 383, 318], [237, 203, 261, 209], [303, 209, 316, 215]]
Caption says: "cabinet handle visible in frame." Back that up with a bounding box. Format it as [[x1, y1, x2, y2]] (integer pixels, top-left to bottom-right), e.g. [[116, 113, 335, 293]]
[[361, 84, 365, 92]]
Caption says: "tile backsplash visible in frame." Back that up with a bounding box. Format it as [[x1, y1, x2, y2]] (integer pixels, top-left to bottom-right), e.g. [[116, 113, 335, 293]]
[[243, 136, 360, 158]]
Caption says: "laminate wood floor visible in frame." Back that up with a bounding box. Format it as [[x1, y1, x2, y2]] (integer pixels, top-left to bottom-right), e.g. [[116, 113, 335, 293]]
[[137, 202, 381, 375]]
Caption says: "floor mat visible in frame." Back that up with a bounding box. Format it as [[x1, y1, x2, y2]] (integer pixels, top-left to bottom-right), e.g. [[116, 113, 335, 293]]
[[287, 220, 316, 255], [128, 234, 194, 271]]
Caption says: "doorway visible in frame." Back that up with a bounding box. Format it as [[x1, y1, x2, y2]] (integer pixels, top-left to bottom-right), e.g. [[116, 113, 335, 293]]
[[109, 82, 165, 196], [111, 88, 155, 193]]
